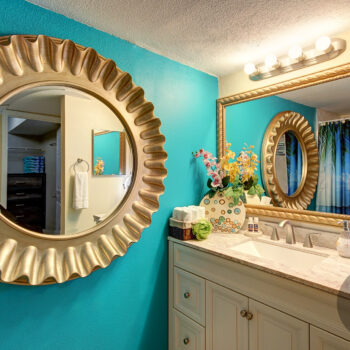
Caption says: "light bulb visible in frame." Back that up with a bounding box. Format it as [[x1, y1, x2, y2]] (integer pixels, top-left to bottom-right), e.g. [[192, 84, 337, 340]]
[[315, 36, 332, 52], [244, 63, 258, 75], [288, 45, 304, 60], [265, 54, 279, 69]]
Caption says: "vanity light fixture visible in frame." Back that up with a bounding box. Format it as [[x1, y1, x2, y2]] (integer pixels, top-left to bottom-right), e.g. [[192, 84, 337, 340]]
[[288, 45, 304, 61], [244, 36, 346, 81], [244, 63, 259, 76], [265, 54, 280, 70], [315, 36, 332, 53]]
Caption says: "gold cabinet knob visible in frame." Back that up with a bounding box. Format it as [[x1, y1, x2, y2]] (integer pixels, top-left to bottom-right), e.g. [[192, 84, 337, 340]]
[[240, 309, 248, 318], [246, 312, 253, 320], [184, 292, 191, 299], [183, 337, 190, 345]]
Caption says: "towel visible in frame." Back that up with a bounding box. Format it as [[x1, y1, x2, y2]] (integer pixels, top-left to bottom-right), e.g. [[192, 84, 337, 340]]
[[73, 172, 89, 209]]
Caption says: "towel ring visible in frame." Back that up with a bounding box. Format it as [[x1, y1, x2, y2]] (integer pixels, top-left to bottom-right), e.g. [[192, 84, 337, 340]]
[[74, 158, 90, 172]]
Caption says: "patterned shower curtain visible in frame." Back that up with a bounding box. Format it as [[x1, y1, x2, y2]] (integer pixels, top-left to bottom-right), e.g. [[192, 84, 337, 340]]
[[316, 121, 350, 214], [285, 131, 303, 196]]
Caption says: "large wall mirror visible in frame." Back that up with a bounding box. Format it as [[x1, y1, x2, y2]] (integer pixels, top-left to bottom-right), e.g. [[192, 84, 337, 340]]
[[0, 35, 167, 285], [217, 66, 350, 226]]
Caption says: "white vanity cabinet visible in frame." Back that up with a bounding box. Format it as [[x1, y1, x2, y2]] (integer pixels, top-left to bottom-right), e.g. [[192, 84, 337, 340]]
[[310, 327, 350, 350], [248, 299, 309, 350], [169, 240, 350, 350], [206, 281, 248, 350], [206, 281, 309, 350]]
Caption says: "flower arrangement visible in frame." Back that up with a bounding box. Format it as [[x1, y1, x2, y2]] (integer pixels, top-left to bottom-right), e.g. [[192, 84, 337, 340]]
[[94, 158, 105, 175], [193, 143, 264, 204], [236, 143, 265, 198]]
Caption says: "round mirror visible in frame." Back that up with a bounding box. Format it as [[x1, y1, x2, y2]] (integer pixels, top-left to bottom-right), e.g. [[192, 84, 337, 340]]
[[275, 130, 303, 196], [1, 85, 133, 235]]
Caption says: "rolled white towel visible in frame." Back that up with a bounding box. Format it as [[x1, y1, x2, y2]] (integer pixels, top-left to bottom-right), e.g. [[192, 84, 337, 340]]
[[197, 206, 205, 219], [188, 205, 199, 221], [182, 207, 192, 222], [173, 207, 184, 221]]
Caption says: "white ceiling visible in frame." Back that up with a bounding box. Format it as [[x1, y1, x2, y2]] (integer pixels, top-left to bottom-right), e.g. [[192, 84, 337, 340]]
[[27, 0, 350, 76], [278, 77, 350, 114]]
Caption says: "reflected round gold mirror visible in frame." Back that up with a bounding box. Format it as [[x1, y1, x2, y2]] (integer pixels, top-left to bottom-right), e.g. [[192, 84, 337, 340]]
[[261, 111, 318, 210], [0, 35, 167, 285]]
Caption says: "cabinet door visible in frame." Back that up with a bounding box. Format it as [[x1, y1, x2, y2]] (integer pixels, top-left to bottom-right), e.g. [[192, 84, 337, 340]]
[[311, 326, 350, 350], [206, 281, 249, 350], [172, 308, 205, 350], [249, 299, 309, 350]]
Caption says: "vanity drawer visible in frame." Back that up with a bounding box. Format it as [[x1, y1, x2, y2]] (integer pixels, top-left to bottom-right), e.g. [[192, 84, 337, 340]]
[[174, 267, 205, 326], [172, 308, 205, 350]]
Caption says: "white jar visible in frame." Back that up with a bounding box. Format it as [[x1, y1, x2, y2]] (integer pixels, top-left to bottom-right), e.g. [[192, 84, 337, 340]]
[[336, 232, 350, 258]]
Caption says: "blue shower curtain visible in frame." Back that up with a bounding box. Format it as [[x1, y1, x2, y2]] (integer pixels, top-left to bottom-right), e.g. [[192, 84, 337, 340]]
[[285, 132, 303, 196], [316, 121, 350, 214]]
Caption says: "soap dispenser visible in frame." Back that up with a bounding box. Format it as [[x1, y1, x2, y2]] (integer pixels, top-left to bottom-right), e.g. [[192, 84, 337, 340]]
[[336, 220, 350, 258]]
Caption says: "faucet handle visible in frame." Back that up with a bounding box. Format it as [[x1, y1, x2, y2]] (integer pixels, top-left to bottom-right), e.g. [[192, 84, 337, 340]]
[[264, 224, 280, 241], [303, 232, 319, 248]]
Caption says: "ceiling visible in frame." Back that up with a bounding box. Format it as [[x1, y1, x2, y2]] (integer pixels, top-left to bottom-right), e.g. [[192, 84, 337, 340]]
[[4, 86, 92, 115], [27, 0, 350, 76], [278, 77, 350, 114], [3, 86, 93, 136], [8, 118, 59, 136]]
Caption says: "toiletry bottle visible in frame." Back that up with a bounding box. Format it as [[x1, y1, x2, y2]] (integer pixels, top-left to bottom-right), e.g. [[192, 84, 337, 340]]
[[254, 217, 259, 232], [248, 217, 254, 232], [336, 220, 350, 258]]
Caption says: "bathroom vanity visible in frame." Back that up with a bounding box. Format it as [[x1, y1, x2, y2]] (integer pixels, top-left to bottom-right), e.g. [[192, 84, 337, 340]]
[[168, 233, 350, 350]]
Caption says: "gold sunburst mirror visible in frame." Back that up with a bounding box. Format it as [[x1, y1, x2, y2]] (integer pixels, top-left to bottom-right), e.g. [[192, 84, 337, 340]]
[[0, 35, 167, 285], [261, 111, 319, 210]]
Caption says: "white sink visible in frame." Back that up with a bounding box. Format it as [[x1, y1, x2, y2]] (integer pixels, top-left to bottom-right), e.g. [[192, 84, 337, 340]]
[[230, 240, 328, 270]]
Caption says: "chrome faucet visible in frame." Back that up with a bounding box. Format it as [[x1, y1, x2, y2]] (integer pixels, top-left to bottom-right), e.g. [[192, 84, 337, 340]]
[[279, 220, 296, 244]]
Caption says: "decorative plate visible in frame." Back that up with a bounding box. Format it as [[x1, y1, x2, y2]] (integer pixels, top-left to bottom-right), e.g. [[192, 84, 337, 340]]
[[200, 191, 245, 233]]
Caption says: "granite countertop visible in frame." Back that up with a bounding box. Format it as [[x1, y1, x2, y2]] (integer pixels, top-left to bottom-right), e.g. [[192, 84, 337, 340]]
[[169, 233, 350, 300]]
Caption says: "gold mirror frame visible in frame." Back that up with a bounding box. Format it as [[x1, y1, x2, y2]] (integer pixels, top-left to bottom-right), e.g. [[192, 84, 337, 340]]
[[261, 111, 319, 209], [217, 62, 350, 227], [0, 35, 167, 285]]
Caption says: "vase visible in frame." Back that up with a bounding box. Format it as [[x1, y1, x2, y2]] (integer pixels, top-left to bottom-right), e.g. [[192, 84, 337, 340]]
[[244, 190, 261, 205], [200, 191, 245, 233]]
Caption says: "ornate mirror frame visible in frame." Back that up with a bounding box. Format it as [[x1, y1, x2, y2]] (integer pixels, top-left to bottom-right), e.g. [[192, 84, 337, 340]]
[[0, 35, 167, 285], [261, 111, 319, 210], [217, 63, 350, 227]]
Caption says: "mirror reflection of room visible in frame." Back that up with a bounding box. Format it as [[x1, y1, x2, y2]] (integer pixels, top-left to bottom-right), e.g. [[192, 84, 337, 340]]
[[226, 77, 350, 214], [0, 86, 133, 235]]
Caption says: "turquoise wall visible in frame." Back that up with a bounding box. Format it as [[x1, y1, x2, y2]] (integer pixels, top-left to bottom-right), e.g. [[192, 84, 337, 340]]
[[0, 1, 217, 349], [94, 132, 120, 175], [226, 96, 316, 208]]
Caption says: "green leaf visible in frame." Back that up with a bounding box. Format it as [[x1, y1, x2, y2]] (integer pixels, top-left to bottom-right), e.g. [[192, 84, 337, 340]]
[[208, 189, 216, 198], [207, 178, 213, 189], [232, 178, 240, 188], [224, 187, 234, 198], [222, 175, 230, 188], [248, 186, 256, 195], [252, 174, 258, 185], [255, 184, 265, 199]]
